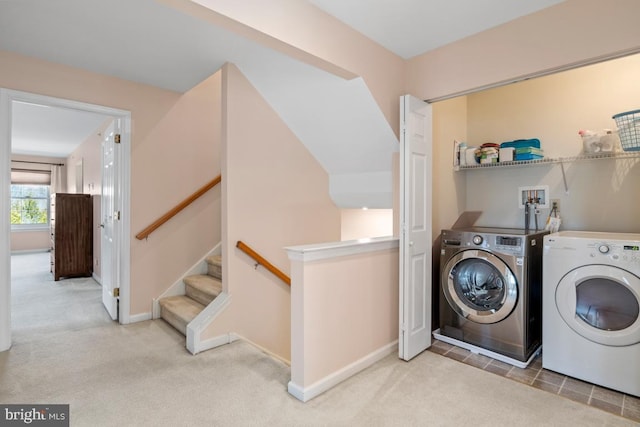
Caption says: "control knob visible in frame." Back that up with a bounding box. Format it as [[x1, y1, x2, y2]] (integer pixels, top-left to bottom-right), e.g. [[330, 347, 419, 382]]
[[598, 244, 610, 254], [472, 235, 483, 245]]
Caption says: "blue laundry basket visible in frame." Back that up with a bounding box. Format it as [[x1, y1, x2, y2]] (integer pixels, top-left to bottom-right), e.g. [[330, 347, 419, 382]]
[[612, 109, 640, 151]]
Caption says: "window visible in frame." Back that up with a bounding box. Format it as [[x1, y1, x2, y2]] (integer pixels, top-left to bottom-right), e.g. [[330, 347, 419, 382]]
[[10, 184, 50, 227]]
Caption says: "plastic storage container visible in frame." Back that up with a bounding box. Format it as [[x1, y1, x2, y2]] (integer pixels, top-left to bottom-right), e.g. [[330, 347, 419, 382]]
[[500, 139, 541, 149], [515, 147, 544, 161], [499, 147, 514, 162]]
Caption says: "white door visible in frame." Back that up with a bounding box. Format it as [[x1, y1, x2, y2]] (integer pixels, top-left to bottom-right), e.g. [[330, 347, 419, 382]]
[[399, 95, 432, 361], [101, 120, 119, 320]]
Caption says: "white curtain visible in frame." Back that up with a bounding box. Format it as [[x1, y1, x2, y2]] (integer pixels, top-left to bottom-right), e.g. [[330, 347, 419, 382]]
[[50, 165, 65, 194]]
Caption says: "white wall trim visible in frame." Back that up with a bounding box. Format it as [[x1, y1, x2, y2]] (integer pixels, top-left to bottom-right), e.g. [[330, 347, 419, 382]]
[[115, 111, 132, 325], [191, 331, 240, 355], [10, 226, 49, 233], [286, 236, 398, 262], [288, 340, 398, 402], [189, 333, 291, 366], [92, 272, 102, 286], [0, 89, 12, 351], [235, 334, 291, 367], [10, 249, 49, 255], [152, 243, 221, 319], [287, 382, 306, 402], [186, 292, 232, 354], [128, 312, 152, 323]]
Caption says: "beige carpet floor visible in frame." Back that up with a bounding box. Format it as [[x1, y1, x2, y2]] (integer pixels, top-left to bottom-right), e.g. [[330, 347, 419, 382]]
[[1, 252, 635, 426]]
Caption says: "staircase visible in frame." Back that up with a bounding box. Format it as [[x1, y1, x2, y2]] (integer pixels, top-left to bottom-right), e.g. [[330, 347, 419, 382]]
[[159, 255, 222, 335]]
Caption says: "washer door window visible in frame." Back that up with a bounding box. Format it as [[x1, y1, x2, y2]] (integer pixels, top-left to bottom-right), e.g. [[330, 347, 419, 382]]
[[443, 250, 518, 324], [556, 265, 640, 346]]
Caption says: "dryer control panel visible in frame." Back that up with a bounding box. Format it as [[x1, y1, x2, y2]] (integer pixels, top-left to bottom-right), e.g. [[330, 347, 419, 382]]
[[587, 241, 640, 265]]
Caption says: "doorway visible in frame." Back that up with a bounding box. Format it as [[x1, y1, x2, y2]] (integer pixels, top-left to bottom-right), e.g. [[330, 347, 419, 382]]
[[0, 89, 132, 351]]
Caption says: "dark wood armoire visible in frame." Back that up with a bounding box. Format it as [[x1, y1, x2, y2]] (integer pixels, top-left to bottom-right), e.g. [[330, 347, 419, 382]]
[[50, 193, 93, 281]]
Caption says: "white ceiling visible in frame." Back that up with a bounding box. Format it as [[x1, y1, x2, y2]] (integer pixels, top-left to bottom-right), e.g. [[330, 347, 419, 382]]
[[1, 0, 564, 206], [11, 102, 113, 158], [309, 0, 565, 59]]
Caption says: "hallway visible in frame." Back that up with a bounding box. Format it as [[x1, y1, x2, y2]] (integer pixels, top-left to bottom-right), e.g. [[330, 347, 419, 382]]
[[10, 252, 111, 344]]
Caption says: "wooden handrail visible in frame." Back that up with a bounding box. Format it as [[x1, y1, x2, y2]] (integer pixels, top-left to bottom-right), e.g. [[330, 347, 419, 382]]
[[136, 175, 221, 240], [236, 241, 291, 286]]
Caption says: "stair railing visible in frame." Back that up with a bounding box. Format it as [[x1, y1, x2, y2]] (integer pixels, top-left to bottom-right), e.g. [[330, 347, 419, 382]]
[[236, 241, 291, 286], [136, 175, 221, 240]]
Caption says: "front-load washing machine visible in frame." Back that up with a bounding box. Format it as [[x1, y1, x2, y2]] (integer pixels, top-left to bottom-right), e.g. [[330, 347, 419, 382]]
[[436, 227, 548, 367], [543, 231, 640, 397]]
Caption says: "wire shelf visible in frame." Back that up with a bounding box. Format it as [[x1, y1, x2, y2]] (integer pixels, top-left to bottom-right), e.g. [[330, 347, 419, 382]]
[[456, 151, 640, 171]]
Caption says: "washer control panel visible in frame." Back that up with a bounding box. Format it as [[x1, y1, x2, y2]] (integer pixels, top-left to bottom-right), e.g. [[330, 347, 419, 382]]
[[440, 228, 547, 257], [493, 235, 526, 256]]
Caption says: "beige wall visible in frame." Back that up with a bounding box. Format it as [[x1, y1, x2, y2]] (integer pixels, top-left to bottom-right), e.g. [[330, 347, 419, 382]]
[[340, 209, 393, 241], [10, 230, 50, 253], [66, 119, 110, 279], [466, 54, 640, 157], [431, 97, 468, 236], [289, 245, 399, 393], [1, 50, 222, 316], [408, 0, 640, 102], [462, 54, 640, 233], [67, 123, 103, 195], [201, 63, 341, 361], [131, 72, 222, 314]]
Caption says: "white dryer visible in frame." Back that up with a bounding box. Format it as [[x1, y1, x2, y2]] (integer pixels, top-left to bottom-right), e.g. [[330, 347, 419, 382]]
[[543, 231, 640, 397]]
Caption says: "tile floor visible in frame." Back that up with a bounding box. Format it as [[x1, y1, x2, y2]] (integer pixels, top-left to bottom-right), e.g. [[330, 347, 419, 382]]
[[429, 339, 640, 423]]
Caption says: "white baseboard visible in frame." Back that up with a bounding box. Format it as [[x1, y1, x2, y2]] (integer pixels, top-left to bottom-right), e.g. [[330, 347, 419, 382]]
[[236, 335, 291, 367], [10, 249, 50, 255], [128, 312, 152, 323], [287, 382, 305, 402], [193, 332, 240, 354], [288, 340, 398, 402], [92, 272, 102, 286]]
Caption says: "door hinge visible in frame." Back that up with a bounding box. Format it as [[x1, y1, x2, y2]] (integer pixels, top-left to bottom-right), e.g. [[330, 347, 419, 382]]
[[115, 211, 121, 220], [114, 133, 121, 144], [113, 287, 120, 297]]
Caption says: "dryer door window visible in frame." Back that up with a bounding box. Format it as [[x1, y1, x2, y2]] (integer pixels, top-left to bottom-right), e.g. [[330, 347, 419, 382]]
[[576, 278, 639, 331], [443, 249, 518, 324], [556, 265, 640, 346]]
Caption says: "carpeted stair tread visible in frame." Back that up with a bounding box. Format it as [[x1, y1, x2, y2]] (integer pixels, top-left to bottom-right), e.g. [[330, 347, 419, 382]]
[[205, 255, 222, 280], [184, 274, 222, 306], [159, 295, 205, 336]]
